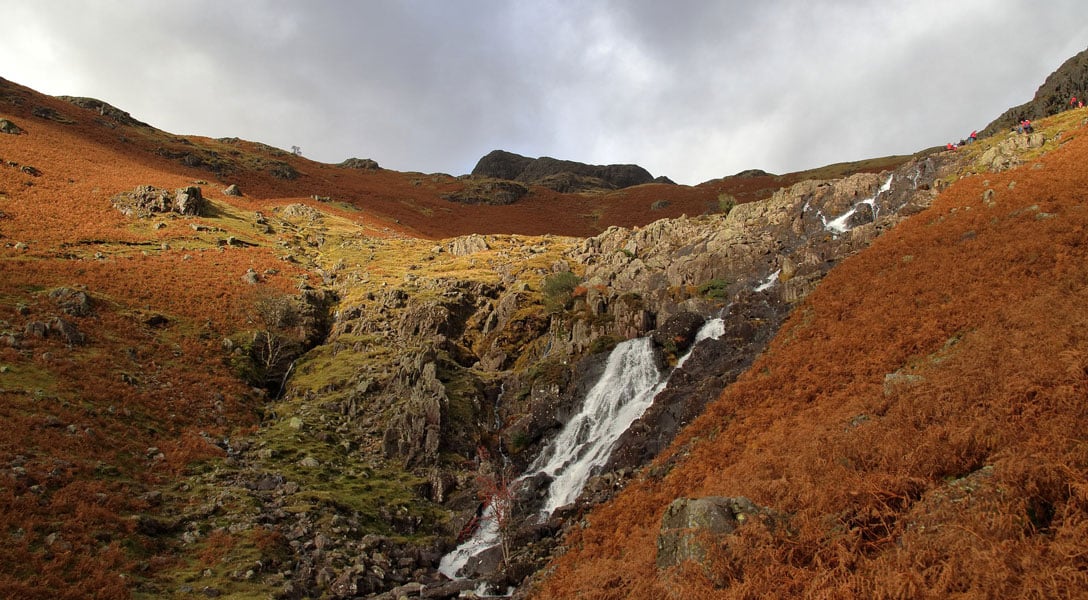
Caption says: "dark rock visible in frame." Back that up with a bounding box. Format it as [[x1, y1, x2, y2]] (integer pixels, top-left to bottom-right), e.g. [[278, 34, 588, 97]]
[[48, 317, 86, 346], [982, 45, 1088, 136], [733, 168, 773, 177], [174, 186, 206, 216], [444, 179, 529, 205], [24, 321, 48, 338], [145, 314, 169, 328], [471, 149, 655, 191], [266, 160, 298, 180], [609, 293, 787, 472], [420, 579, 476, 598], [0, 119, 23, 135], [58, 96, 150, 127], [650, 312, 706, 356], [48, 287, 93, 317], [339, 157, 381, 170]]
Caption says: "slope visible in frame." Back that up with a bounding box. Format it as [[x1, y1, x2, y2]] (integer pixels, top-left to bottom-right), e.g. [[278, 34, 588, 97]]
[[531, 109, 1088, 598]]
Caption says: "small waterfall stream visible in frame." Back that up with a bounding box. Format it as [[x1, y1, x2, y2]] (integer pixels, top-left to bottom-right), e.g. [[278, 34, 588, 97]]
[[439, 317, 726, 580]]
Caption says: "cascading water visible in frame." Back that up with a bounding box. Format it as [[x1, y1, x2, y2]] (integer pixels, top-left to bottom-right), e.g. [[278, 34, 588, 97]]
[[439, 316, 726, 580], [823, 173, 894, 234], [529, 337, 666, 515]]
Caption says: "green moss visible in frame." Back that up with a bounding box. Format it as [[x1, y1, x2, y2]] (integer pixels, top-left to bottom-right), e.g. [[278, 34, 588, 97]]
[[697, 278, 730, 299]]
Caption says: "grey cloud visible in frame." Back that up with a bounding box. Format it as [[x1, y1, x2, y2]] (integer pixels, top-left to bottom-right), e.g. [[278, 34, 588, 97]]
[[1, 1, 1087, 183]]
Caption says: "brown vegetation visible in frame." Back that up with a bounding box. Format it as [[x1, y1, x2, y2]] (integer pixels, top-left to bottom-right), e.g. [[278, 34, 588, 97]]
[[532, 117, 1088, 597]]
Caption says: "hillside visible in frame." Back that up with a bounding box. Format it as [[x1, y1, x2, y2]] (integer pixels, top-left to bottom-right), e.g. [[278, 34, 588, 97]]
[[531, 108, 1088, 598], [0, 75, 834, 598], [1, 51, 1087, 600]]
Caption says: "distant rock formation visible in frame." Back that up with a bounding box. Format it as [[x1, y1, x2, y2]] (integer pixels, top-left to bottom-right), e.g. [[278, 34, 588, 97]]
[[983, 45, 1088, 136], [470, 149, 658, 193], [338, 157, 381, 170], [58, 96, 150, 128]]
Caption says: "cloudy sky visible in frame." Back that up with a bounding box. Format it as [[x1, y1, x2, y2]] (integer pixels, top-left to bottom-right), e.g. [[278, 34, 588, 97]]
[[2, 1, 1087, 184]]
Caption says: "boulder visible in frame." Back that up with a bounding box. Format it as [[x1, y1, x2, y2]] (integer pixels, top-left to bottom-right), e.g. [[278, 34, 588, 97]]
[[656, 496, 778, 571], [48, 317, 86, 346], [173, 186, 205, 216], [0, 119, 23, 135], [48, 287, 94, 317], [650, 311, 706, 356]]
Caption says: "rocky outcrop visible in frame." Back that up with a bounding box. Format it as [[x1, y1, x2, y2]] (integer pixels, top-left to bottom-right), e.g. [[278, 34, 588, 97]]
[[471, 149, 656, 192], [111, 185, 207, 218], [58, 96, 150, 127], [338, 157, 381, 170], [0, 119, 23, 135], [978, 131, 1047, 172], [982, 45, 1088, 136], [443, 179, 529, 205]]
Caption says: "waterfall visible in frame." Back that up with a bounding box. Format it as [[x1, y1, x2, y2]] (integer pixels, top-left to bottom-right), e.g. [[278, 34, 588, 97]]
[[823, 173, 894, 234], [529, 337, 666, 515], [439, 317, 726, 580]]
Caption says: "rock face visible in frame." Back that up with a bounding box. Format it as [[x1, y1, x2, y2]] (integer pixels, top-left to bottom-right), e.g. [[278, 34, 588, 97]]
[[471, 149, 656, 192], [982, 44, 1088, 135], [111, 185, 207, 218]]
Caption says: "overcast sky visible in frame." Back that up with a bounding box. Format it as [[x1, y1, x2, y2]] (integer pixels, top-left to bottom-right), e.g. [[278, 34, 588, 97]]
[[2, 1, 1087, 185]]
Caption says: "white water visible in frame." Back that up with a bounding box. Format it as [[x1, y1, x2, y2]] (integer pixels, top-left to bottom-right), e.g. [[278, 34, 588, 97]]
[[823, 174, 894, 234], [754, 269, 781, 293], [438, 503, 500, 579], [439, 318, 726, 580], [530, 337, 667, 515]]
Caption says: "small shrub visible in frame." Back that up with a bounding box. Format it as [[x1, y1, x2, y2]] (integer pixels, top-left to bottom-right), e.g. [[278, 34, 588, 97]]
[[542, 271, 581, 313], [697, 278, 730, 299]]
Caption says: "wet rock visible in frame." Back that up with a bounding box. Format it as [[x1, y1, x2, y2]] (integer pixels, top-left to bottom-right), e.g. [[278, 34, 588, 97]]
[[650, 311, 706, 357]]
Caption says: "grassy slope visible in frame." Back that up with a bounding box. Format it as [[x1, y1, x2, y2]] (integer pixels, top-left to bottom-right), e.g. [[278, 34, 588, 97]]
[[533, 111, 1088, 598], [0, 77, 793, 598]]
